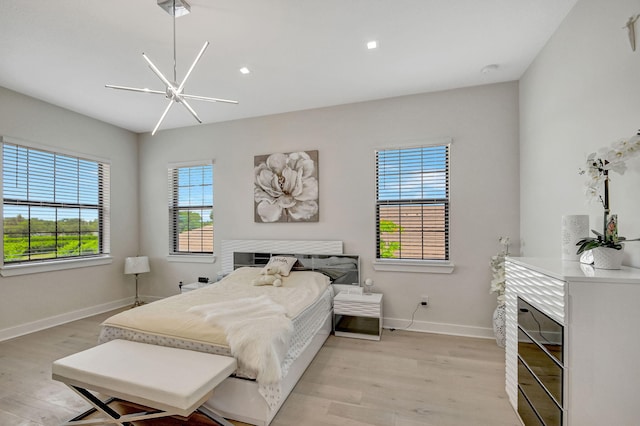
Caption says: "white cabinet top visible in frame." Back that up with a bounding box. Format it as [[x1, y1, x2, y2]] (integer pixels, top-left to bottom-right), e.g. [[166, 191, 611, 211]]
[[507, 257, 640, 284], [334, 292, 382, 304]]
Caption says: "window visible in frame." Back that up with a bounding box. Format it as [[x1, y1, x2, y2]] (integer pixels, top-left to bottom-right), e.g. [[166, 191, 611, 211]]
[[168, 163, 213, 256], [376, 144, 449, 261], [2, 140, 110, 265]]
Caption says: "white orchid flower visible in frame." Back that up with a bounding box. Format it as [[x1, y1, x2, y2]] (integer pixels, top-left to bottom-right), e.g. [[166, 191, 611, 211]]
[[604, 160, 627, 175], [611, 138, 632, 153], [580, 131, 640, 213]]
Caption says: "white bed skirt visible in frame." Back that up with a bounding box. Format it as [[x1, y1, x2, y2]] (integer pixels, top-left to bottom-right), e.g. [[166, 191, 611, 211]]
[[203, 311, 332, 426]]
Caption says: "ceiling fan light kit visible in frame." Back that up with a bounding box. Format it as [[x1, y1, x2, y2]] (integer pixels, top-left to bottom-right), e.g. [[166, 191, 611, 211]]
[[106, 0, 237, 135]]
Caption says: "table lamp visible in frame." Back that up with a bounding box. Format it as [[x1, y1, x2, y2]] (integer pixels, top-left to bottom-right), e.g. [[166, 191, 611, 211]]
[[124, 256, 150, 307]]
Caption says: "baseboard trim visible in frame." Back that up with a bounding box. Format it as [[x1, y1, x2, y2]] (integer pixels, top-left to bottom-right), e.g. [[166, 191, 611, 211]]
[[0, 297, 134, 342], [0, 299, 496, 343], [383, 317, 495, 340]]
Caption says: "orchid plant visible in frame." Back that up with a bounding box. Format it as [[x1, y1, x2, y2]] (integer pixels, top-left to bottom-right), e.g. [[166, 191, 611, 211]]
[[490, 237, 510, 306], [576, 130, 640, 254]]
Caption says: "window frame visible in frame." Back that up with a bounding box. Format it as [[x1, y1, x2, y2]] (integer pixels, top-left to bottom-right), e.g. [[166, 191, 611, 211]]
[[0, 136, 112, 276], [167, 160, 215, 263], [373, 139, 454, 274]]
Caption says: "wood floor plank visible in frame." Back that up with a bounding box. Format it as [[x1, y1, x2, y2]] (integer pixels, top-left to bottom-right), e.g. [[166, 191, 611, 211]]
[[0, 310, 521, 426], [0, 409, 41, 426]]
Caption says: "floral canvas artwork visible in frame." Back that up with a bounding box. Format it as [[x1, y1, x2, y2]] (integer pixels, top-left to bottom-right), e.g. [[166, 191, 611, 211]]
[[254, 150, 319, 223]]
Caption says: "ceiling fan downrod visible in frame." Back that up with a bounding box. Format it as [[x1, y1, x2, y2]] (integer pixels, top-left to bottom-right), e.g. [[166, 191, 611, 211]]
[[105, 0, 238, 135]]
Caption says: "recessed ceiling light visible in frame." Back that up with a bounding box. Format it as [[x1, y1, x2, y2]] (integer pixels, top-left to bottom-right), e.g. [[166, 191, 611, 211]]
[[239, 67, 251, 75], [367, 40, 378, 50]]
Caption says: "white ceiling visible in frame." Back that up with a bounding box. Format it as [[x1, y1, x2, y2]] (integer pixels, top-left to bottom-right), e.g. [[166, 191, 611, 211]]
[[0, 0, 578, 134]]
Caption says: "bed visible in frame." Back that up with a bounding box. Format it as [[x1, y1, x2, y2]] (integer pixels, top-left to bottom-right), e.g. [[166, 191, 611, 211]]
[[98, 240, 359, 426]]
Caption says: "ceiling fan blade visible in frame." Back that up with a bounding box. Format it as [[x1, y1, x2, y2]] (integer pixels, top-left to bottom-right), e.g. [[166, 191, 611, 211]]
[[105, 84, 165, 95], [177, 41, 209, 93], [151, 100, 175, 136], [181, 93, 238, 104], [178, 97, 203, 123], [108, 33, 238, 136], [142, 53, 175, 92]]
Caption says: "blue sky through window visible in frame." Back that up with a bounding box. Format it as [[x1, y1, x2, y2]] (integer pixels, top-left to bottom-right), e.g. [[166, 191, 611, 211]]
[[377, 145, 448, 201], [177, 165, 213, 207], [2, 144, 100, 214]]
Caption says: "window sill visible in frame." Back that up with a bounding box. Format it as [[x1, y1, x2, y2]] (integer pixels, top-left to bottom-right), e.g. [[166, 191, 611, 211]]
[[0, 256, 113, 277], [167, 254, 216, 264], [372, 259, 455, 274]]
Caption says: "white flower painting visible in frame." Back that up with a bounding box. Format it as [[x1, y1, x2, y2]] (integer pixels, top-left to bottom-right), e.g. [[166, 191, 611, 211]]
[[254, 150, 319, 223]]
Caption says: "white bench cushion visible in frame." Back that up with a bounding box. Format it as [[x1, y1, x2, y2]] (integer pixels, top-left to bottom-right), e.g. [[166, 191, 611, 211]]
[[52, 339, 237, 417]]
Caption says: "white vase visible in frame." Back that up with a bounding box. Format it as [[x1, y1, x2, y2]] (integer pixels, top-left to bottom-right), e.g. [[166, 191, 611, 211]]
[[492, 304, 506, 348], [561, 215, 589, 261], [591, 246, 624, 270]]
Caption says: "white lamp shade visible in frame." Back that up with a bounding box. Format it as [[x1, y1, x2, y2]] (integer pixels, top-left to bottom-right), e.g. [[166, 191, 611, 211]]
[[124, 256, 150, 275]]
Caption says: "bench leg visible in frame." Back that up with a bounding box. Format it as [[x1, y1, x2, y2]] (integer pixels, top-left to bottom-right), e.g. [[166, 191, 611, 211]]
[[63, 385, 178, 426], [72, 388, 130, 425], [197, 405, 236, 426]]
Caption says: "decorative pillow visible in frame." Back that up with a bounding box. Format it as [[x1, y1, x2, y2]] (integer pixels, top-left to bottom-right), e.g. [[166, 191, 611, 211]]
[[261, 256, 297, 276]]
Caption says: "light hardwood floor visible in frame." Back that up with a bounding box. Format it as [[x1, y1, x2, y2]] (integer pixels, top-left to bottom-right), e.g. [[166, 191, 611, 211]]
[[0, 309, 521, 426]]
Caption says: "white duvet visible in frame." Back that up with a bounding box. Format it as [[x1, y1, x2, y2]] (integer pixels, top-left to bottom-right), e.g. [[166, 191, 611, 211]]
[[101, 267, 330, 384]]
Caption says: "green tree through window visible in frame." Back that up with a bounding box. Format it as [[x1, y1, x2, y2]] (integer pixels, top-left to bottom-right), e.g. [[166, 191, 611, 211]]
[[379, 219, 403, 258], [168, 163, 213, 255], [2, 140, 110, 264]]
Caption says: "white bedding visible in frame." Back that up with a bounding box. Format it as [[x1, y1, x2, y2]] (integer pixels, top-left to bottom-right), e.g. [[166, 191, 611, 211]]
[[99, 267, 330, 389], [99, 287, 333, 411], [187, 295, 292, 384]]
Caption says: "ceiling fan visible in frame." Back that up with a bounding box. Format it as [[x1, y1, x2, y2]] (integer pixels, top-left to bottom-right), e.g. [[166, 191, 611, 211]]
[[106, 0, 238, 135]]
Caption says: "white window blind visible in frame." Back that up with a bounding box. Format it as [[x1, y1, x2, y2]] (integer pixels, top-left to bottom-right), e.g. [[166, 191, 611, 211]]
[[2, 142, 110, 264], [168, 163, 213, 255], [376, 144, 449, 261]]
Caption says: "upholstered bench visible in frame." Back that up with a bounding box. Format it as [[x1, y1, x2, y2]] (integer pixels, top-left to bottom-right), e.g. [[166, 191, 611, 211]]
[[52, 339, 237, 425]]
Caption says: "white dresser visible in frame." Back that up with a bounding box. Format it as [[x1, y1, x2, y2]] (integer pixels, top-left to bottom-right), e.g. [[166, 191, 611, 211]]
[[505, 257, 640, 425]]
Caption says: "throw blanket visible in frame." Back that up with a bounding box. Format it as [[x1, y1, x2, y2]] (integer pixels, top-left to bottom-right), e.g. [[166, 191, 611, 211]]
[[188, 295, 293, 384]]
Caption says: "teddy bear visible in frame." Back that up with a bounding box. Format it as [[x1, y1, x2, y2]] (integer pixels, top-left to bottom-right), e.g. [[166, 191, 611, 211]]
[[251, 266, 283, 287]]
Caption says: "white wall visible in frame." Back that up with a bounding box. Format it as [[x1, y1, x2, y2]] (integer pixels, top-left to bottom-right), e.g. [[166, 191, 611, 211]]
[[0, 86, 139, 338], [8, 0, 638, 339], [520, 0, 640, 266], [139, 82, 520, 337]]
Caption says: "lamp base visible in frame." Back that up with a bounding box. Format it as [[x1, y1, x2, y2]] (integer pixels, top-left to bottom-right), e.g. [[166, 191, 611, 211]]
[[131, 274, 145, 308], [131, 299, 146, 308]]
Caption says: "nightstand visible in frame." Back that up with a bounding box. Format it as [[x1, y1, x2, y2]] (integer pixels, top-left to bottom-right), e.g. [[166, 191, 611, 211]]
[[179, 282, 211, 294], [334, 292, 383, 340]]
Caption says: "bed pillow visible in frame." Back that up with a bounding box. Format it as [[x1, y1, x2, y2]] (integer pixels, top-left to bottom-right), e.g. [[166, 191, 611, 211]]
[[261, 256, 297, 276]]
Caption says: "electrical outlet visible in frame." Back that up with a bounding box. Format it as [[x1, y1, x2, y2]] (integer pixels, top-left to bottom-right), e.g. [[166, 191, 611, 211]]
[[421, 295, 429, 306]]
